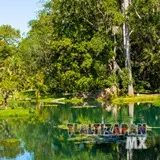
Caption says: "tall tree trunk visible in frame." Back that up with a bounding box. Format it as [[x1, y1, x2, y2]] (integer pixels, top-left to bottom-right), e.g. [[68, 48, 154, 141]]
[[122, 0, 134, 96], [110, 28, 121, 97]]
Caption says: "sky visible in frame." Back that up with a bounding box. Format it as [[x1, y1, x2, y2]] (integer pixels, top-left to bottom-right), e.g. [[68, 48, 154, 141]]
[[0, 0, 41, 34]]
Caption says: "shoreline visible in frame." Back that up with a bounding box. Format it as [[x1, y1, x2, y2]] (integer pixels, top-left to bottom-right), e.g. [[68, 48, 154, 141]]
[[112, 94, 160, 104]]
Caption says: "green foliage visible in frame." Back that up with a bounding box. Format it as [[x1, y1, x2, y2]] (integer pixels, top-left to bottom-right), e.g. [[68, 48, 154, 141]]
[[128, 0, 160, 91], [0, 25, 20, 44], [0, 25, 22, 104], [0, 0, 160, 98], [14, 90, 36, 100], [120, 68, 130, 94]]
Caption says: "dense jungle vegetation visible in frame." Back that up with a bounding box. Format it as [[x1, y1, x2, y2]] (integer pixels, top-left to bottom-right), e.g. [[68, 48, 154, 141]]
[[0, 0, 160, 104]]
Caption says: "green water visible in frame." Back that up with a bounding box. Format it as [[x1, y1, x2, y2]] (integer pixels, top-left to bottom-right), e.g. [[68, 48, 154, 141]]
[[0, 101, 160, 160]]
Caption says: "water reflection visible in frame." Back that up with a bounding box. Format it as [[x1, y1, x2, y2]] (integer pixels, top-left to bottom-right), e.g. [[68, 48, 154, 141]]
[[0, 101, 160, 159], [129, 103, 134, 125]]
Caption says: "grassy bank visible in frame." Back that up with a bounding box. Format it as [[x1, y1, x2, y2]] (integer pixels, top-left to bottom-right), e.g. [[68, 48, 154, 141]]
[[112, 95, 160, 104], [0, 139, 20, 147], [62, 97, 83, 104], [0, 108, 36, 118]]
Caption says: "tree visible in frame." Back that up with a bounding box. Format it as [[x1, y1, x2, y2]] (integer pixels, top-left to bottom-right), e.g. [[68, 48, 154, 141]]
[[18, 12, 53, 100], [0, 25, 21, 106], [128, 0, 160, 92], [34, 0, 124, 95], [122, 0, 134, 96], [4, 0, 158, 98]]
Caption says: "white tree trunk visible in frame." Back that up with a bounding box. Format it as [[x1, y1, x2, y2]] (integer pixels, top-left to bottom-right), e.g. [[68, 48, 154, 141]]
[[122, 0, 134, 96]]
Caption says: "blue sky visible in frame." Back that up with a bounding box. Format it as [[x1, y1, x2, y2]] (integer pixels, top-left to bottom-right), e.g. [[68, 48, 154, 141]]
[[0, 0, 41, 34]]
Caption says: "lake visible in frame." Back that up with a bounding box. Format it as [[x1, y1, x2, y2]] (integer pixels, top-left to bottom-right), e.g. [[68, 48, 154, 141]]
[[0, 101, 160, 160]]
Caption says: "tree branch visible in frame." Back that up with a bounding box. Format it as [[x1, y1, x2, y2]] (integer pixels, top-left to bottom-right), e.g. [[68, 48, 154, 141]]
[[83, 17, 98, 31], [135, 9, 142, 19]]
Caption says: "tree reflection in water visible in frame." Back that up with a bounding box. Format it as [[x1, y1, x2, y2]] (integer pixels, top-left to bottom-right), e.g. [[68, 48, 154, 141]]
[[0, 101, 160, 159]]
